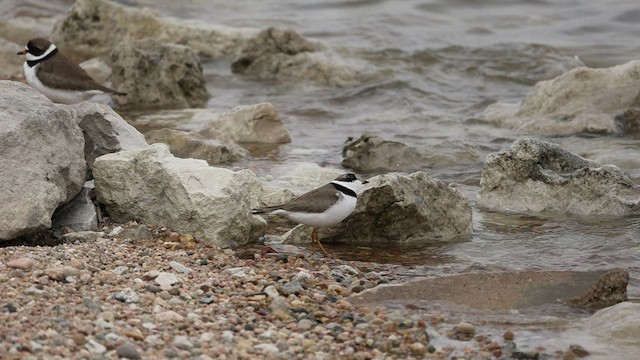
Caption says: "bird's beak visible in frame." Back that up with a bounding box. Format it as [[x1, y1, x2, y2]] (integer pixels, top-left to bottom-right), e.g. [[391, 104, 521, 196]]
[[363, 180, 369, 184], [17, 50, 27, 55]]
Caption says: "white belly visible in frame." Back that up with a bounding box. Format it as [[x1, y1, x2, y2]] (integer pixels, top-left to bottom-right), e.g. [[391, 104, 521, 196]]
[[279, 194, 358, 228], [24, 63, 101, 104]]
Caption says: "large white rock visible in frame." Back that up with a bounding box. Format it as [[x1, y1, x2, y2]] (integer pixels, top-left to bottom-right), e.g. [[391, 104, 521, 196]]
[[51, 0, 257, 61], [477, 138, 640, 216], [480, 61, 640, 135], [110, 39, 210, 109], [92, 144, 265, 247], [283, 172, 473, 245], [0, 81, 86, 240], [72, 102, 149, 167], [586, 302, 640, 346]]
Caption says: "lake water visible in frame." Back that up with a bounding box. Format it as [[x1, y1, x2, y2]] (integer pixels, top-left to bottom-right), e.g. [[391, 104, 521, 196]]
[[4, 0, 640, 357]]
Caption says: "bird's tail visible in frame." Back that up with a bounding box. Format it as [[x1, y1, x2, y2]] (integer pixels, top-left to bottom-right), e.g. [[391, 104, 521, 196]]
[[251, 206, 281, 215]]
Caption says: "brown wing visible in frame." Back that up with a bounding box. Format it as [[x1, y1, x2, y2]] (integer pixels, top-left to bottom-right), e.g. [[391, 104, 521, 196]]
[[279, 183, 340, 213], [37, 53, 122, 94]]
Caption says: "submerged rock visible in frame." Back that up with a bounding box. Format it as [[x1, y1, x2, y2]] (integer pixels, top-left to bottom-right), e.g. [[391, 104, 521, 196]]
[[92, 144, 265, 247], [198, 103, 291, 144], [232, 27, 369, 87], [349, 269, 628, 313], [565, 268, 629, 311], [110, 39, 209, 109], [477, 138, 640, 216], [480, 61, 640, 135], [283, 172, 472, 245], [51, 0, 256, 61], [342, 133, 482, 172], [0, 81, 86, 240], [72, 102, 148, 168], [145, 128, 249, 165]]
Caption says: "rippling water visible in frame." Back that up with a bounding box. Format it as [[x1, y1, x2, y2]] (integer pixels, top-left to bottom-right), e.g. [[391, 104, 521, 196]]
[[4, 0, 640, 355]]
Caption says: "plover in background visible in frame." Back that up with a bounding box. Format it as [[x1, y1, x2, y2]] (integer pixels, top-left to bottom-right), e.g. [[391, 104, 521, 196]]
[[252, 173, 368, 257], [17, 38, 126, 104]]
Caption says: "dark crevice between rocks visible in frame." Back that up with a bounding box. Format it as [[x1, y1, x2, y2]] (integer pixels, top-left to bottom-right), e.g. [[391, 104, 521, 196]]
[[0, 231, 63, 248]]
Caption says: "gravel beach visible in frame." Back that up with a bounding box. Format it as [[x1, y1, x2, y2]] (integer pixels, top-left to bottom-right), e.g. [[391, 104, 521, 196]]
[[0, 222, 574, 360]]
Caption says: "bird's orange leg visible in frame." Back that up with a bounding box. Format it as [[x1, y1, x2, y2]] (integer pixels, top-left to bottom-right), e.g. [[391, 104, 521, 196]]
[[311, 228, 329, 257]]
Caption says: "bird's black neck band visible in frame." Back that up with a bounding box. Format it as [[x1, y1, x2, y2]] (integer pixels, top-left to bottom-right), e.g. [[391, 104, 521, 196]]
[[27, 48, 58, 67], [332, 183, 357, 198]]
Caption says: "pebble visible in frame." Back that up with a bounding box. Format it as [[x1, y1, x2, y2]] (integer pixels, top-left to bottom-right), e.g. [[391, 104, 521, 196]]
[[452, 322, 476, 341], [6, 257, 35, 270], [255, 343, 279, 353], [280, 280, 305, 296], [155, 310, 184, 322], [113, 288, 140, 303], [112, 266, 129, 275], [172, 335, 194, 351], [85, 339, 106, 354], [116, 342, 141, 359], [569, 344, 589, 358], [169, 261, 192, 274], [298, 319, 314, 330], [109, 226, 125, 236], [154, 272, 180, 290], [503, 329, 514, 341]]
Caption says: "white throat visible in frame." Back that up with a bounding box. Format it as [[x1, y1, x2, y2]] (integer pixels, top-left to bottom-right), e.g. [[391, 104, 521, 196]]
[[26, 44, 57, 62], [331, 179, 364, 196]]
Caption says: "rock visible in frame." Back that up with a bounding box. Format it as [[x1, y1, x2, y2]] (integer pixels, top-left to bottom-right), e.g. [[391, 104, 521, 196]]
[[155, 310, 184, 322], [477, 138, 640, 216], [79, 57, 112, 85], [116, 342, 141, 359], [154, 272, 180, 290], [479, 60, 640, 135], [72, 102, 148, 167], [6, 257, 35, 270], [586, 302, 640, 345], [172, 335, 194, 351], [566, 269, 629, 311], [144, 128, 249, 165], [45, 266, 80, 282], [60, 231, 105, 244], [452, 322, 476, 341], [279, 280, 304, 296], [112, 288, 140, 303], [0, 81, 86, 240], [349, 270, 627, 314], [93, 144, 265, 247], [283, 172, 472, 245], [199, 103, 291, 144], [51, 0, 256, 61], [169, 261, 192, 275], [568, 345, 589, 358], [342, 134, 482, 172], [297, 319, 314, 330], [52, 181, 98, 234], [232, 27, 368, 87], [0, 38, 24, 81], [254, 343, 279, 353], [110, 39, 209, 109], [85, 338, 107, 355], [109, 226, 125, 237]]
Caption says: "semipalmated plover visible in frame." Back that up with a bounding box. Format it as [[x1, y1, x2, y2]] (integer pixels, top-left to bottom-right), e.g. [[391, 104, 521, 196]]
[[17, 38, 126, 104], [252, 173, 367, 256]]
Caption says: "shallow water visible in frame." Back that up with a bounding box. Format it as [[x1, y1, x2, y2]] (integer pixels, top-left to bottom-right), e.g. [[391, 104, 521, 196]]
[[7, 0, 640, 355]]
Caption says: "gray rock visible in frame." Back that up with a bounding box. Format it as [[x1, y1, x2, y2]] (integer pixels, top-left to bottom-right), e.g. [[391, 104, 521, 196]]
[[109, 226, 125, 237], [79, 57, 112, 85], [116, 342, 141, 359], [52, 181, 97, 234], [477, 138, 640, 216], [112, 288, 140, 303], [279, 280, 304, 296], [85, 338, 106, 354], [342, 134, 482, 172], [51, 0, 256, 61], [172, 335, 194, 351], [92, 144, 266, 247], [60, 231, 105, 244], [232, 27, 369, 87], [110, 39, 210, 109], [283, 172, 472, 245], [145, 128, 249, 165], [0, 81, 86, 241], [480, 60, 640, 135], [169, 261, 192, 274], [155, 272, 180, 290], [198, 103, 291, 144], [134, 225, 152, 240], [254, 343, 279, 353], [72, 102, 148, 167]]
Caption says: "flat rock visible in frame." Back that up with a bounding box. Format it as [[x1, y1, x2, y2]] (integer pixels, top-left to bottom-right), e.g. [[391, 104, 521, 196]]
[[145, 128, 248, 165], [477, 138, 640, 216], [479, 60, 640, 135], [0, 81, 86, 240], [110, 39, 209, 109], [6, 257, 35, 270], [342, 133, 482, 172], [232, 27, 370, 87], [72, 102, 148, 168], [51, 0, 256, 61], [283, 172, 472, 245], [92, 144, 265, 247], [349, 269, 628, 313]]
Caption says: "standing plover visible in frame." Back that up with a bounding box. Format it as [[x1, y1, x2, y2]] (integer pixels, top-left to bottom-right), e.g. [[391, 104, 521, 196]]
[[17, 38, 126, 104], [252, 173, 367, 256]]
